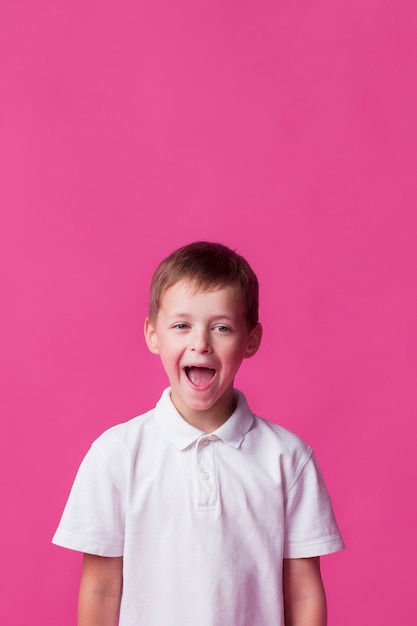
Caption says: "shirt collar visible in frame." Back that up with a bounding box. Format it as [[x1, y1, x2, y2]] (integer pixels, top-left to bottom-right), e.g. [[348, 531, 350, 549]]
[[154, 388, 254, 450]]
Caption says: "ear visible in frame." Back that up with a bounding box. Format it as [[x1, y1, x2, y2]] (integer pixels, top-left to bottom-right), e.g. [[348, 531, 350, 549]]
[[144, 317, 160, 354], [244, 322, 262, 359]]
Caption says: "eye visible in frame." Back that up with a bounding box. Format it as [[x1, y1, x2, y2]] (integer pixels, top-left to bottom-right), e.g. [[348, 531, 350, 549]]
[[213, 324, 231, 333], [172, 323, 190, 330]]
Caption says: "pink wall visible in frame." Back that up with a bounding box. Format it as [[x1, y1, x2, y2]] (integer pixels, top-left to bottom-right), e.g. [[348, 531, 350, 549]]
[[1, 1, 416, 624]]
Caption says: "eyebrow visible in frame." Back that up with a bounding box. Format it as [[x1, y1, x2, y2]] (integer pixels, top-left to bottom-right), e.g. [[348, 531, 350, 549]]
[[166, 312, 236, 321]]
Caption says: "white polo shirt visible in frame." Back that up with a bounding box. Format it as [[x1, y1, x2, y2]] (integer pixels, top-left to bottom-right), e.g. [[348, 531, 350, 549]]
[[53, 388, 344, 626]]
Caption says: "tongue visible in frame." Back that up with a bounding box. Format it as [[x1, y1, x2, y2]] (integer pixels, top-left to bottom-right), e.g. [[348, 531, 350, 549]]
[[187, 367, 214, 387]]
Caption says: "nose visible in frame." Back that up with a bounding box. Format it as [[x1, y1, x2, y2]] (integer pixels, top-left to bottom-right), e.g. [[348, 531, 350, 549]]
[[190, 328, 212, 353]]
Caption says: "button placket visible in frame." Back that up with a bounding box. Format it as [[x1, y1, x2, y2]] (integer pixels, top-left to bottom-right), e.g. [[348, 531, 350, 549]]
[[195, 436, 218, 509]]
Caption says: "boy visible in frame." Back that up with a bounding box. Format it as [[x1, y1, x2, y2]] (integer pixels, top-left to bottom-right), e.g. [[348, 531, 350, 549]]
[[53, 241, 344, 626]]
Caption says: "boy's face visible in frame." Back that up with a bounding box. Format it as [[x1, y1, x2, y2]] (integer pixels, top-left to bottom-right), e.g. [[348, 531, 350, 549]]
[[145, 280, 262, 430]]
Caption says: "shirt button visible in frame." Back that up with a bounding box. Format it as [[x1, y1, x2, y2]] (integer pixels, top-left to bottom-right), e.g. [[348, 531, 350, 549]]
[[200, 471, 210, 480], [200, 439, 210, 447]]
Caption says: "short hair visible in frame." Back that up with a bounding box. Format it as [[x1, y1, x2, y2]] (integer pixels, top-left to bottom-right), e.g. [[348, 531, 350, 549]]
[[148, 241, 259, 329]]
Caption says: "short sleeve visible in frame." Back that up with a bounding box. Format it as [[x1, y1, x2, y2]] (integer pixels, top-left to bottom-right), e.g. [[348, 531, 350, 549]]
[[283, 451, 344, 558], [52, 441, 126, 556]]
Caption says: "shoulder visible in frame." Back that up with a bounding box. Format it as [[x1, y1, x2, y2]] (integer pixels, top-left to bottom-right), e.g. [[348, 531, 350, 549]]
[[89, 407, 158, 461], [235, 390, 310, 454], [251, 413, 311, 455], [71, 408, 159, 490], [247, 413, 314, 490], [234, 390, 312, 471]]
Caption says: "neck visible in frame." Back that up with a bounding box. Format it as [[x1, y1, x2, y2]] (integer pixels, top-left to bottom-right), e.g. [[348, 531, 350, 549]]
[[171, 392, 236, 433]]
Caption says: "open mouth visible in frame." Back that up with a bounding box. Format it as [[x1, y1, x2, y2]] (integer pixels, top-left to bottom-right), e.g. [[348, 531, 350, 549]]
[[185, 366, 216, 387]]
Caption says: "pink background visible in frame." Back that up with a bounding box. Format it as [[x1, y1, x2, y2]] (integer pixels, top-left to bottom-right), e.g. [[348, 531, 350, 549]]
[[1, 1, 416, 624]]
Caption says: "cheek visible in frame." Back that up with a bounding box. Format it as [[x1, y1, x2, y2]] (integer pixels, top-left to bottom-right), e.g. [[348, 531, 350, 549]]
[[159, 345, 180, 368], [223, 346, 247, 368]]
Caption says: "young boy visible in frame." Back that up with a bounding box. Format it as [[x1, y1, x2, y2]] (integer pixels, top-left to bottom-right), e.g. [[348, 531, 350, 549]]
[[53, 241, 344, 626]]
